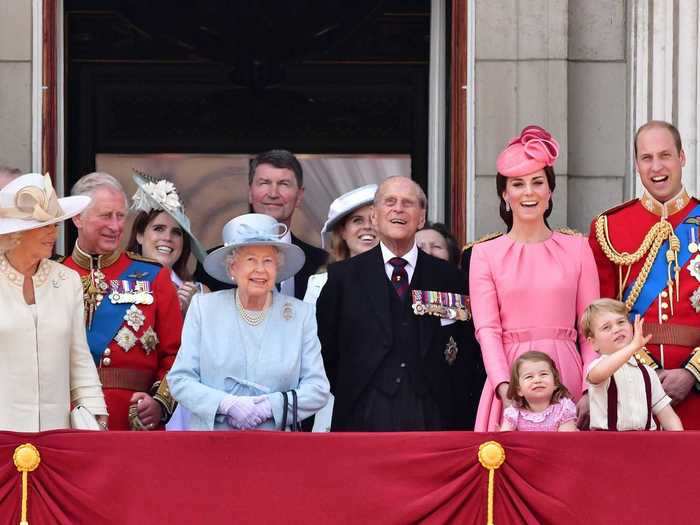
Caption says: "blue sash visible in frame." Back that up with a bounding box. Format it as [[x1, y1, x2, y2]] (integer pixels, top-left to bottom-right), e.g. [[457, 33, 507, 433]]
[[86, 259, 158, 363], [624, 203, 700, 318]]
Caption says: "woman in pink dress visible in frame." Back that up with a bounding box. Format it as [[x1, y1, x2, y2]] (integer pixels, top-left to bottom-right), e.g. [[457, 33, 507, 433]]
[[470, 126, 600, 431]]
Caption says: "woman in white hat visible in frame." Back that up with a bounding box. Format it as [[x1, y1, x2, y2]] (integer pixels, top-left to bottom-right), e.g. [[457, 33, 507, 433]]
[[303, 184, 378, 304], [0, 173, 107, 431], [127, 172, 209, 314], [167, 213, 330, 430]]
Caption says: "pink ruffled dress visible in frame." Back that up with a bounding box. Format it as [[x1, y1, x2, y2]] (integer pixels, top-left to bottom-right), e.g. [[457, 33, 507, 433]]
[[470, 232, 600, 431], [502, 397, 577, 431]]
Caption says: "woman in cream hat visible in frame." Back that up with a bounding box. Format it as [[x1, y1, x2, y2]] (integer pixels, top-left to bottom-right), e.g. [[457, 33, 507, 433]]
[[127, 172, 209, 314], [303, 183, 378, 304], [167, 213, 330, 430], [468, 126, 600, 431], [0, 173, 107, 431]]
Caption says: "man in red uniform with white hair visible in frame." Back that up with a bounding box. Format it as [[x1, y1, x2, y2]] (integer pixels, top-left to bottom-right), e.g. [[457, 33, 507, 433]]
[[63, 172, 182, 430], [589, 120, 700, 428]]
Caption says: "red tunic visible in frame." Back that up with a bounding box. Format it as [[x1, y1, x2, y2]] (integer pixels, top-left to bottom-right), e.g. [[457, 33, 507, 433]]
[[63, 251, 182, 430], [589, 196, 700, 428]]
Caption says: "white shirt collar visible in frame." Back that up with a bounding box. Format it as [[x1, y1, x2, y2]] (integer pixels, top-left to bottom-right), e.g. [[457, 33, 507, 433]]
[[380, 241, 418, 268], [281, 230, 292, 244]]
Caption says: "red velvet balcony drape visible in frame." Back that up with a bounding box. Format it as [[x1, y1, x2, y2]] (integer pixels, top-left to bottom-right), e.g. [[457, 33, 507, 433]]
[[0, 431, 695, 524]]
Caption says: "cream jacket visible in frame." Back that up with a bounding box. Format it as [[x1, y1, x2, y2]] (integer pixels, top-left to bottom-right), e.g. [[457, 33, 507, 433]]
[[0, 256, 107, 431]]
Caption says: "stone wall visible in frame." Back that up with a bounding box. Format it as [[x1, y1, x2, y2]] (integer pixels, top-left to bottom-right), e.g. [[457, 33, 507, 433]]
[[473, 0, 628, 237], [0, 0, 32, 172]]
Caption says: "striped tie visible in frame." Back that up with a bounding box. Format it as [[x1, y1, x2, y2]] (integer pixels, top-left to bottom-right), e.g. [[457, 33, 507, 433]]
[[388, 257, 409, 298]]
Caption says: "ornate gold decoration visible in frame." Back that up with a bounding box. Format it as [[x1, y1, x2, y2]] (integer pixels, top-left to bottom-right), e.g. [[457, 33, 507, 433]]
[[685, 347, 700, 384], [556, 227, 582, 236], [595, 215, 677, 311], [634, 348, 659, 369], [478, 441, 506, 525], [139, 326, 159, 355], [153, 378, 176, 422], [640, 188, 691, 217], [462, 232, 503, 253], [13, 443, 41, 525]]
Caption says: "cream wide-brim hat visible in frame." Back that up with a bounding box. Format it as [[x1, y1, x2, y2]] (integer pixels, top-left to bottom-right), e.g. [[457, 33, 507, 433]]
[[203, 213, 306, 284], [0, 173, 90, 235], [320, 183, 377, 249]]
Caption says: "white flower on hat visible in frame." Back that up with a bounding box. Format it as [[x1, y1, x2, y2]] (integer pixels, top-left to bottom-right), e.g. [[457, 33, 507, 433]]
[[133, 179, 182, 214]]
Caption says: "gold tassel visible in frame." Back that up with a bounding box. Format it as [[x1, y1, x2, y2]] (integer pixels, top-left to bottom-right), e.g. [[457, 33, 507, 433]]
[[478, 441, 506, 525], [13, 444, 41, 525]]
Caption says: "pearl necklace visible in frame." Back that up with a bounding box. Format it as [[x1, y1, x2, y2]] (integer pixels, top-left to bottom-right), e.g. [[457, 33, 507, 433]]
[[235, 291, 268, 326]]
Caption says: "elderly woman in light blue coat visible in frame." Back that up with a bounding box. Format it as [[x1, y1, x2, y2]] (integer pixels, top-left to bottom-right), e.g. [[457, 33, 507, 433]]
[[168, 213, 330, 430]]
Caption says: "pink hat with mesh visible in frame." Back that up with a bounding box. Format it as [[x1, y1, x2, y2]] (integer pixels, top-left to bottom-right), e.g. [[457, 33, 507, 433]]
[[496, 125, 560, 177]]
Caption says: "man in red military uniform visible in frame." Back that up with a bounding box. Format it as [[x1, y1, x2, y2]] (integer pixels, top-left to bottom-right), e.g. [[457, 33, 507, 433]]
[[589, 120, 700, 429], [63, 172, 182, 430]]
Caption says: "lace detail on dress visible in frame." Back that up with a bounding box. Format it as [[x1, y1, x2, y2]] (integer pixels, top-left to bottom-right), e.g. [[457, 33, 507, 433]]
[[0, 255, 51, 288]]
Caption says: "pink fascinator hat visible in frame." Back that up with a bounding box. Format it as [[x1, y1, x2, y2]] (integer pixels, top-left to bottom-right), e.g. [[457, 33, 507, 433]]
[[496, 125, 560, 177]]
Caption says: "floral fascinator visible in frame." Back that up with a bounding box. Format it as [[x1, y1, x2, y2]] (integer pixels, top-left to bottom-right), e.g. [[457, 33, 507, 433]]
[[496, 125, 560, 178], [131, 170, 207, 263]]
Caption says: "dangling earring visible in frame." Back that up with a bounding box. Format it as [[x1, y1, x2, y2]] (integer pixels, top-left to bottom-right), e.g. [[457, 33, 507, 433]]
[[505, 201, 510, 212]]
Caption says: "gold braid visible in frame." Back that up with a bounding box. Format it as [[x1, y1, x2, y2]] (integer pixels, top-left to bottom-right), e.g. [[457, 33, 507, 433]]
[[594, 215, 675, 310]]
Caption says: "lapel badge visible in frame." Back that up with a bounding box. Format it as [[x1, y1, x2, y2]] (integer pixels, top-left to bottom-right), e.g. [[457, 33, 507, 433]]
[[114, 326, 137, 352], [444, 336, 458, 366], [691, 287, 700, 313], [689, 255, 700, 283], [139, 326, 159, 355], [282, 302, 294, 321], [124, 304, 146, 331]]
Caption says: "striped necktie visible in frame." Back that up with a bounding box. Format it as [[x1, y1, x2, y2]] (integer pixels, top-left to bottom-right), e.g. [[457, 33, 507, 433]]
[[388, 257, 409, 298]]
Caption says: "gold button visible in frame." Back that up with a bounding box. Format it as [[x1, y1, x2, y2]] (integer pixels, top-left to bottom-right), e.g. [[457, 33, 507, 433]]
[[661, 302, 669, 309], [103, 348, 111, 357], [661, 291, 669, 298], [661, 314, 669, 322], [102, 357, 111, 367]]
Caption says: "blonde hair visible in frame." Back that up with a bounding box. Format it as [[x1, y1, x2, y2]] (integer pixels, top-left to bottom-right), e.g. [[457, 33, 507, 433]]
[[579, 298, 629, 339], [507, 351, 571, 409], [0, 232, 23, 254]]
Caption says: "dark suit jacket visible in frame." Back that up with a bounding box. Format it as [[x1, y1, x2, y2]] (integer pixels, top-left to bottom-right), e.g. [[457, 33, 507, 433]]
[[193, 234, 327, 300], [316, 245, 483, 430]]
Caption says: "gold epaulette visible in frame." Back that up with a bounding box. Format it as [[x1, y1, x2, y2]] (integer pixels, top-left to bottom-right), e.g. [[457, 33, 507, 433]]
[[556, 227, 582, 236], [634, 348, 659, 370], [595, 198, 639, 219], [152, 379, 177, 423], [461, 232, 503, 253], [126, 251, 162, 266], [685, 348, 700, 384]]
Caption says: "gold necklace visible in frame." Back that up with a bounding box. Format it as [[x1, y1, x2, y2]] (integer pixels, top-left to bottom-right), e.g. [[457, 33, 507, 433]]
[[235, 291, 268, 326]]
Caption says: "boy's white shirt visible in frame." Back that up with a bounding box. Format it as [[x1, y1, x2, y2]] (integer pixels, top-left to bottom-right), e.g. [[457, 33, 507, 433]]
[[586, 355, 671, 431]]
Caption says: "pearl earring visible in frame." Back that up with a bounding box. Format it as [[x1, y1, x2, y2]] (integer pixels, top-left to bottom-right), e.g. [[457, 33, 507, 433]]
[[505, 201, 510, 212]]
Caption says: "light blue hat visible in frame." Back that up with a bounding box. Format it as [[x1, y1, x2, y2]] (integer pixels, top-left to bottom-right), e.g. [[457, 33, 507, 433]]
[[203, 213, 306, 284]]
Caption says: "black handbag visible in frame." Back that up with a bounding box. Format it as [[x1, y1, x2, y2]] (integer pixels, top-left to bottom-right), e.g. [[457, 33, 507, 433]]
[[281, 390, 302, 432]]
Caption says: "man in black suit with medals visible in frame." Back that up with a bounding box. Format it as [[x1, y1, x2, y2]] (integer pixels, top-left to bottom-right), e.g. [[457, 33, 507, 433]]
[[317, 176, 482, 431], [197, 149, 327, 299]]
